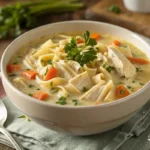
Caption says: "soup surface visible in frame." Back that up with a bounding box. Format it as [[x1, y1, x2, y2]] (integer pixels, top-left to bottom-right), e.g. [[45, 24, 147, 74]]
[[7, 31, 150, 106]]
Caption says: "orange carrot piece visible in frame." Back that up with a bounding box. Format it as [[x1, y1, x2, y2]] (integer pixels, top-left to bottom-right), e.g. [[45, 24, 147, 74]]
[[95, 101, 100, 105], [7, 64, 20, 73], [115, 84, 130, 99], [45, 67, 57, 81], [113, 40, 121, 46], [127, 57, 149, 65], [77, 39, 84, 44], [90, 33, 100, 41], [32, 91, 48, 101], [22, 70, 37, 80]]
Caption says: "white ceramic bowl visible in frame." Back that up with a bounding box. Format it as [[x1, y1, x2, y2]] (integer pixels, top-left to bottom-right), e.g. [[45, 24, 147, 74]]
[[1, 21, 150, 135], [123, 0, 150, 13]]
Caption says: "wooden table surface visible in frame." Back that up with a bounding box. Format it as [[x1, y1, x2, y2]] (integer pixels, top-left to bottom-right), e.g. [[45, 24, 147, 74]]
[[0, 0, 98, 149], [1, 1, 150, 150]]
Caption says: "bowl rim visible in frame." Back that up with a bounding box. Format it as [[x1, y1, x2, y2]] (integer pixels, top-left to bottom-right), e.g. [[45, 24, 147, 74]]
[[1, 20, 150, 109]]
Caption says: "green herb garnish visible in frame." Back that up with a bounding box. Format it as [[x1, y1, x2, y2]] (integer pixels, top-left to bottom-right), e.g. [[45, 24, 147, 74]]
[[102, 63, 113, 72], [50, 82, 53, 88], [64, 31, 97, 66], [102, 63, 106, 68], [51, 88, 59, 94], [120, 90, 124, 94], [83, 31, 97, 46], [136, 67, 143, 72], [8, 74, 17, 77], [106, 66, 113, 72], [18, 115, 30, 122], [37, 88, 40, 90], [17, 55, 22, 58], [72, 99, 78, 106], [28, 94, 33, 97], [140, 83, 144, 86], [108, 4, 121, 14], [13, 61, 18, 64], [127, 86, 131, 89], [56, 96, 67, 105], [82, 87, 88, 92], [47, 60, 53, 65], [41, 59, 53, 66], [45, 67, 49, 75], [28, 84, 34, 88]]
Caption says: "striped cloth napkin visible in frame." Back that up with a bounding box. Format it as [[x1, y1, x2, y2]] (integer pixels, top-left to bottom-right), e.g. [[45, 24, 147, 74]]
[[0, 79, 150, 150]]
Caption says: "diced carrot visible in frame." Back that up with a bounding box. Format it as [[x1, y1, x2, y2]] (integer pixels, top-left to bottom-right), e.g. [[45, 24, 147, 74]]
[[22, 70, 37, 80], [7, 64, 20, 73], [113, 40, 121, 46], [95, 101, 100, 105], [32, 91, 48, 101], [77, 39, 84, 44], [127, 57, 149, 65], [115, 84, 130, 99], [45, 67, 57, 81], [90, 33, 100, 41]]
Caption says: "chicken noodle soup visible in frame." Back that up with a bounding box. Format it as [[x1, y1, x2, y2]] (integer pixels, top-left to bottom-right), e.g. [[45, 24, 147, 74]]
[[7, 31, 150, 106]]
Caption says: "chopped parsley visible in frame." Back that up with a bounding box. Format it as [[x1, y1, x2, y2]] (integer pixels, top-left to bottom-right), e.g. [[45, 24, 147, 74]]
[[140, 83, 144, 86], [13, 61, 18, 64], [96, 47, 100, 51], [56, 96, 67, 105], [127, 85, 134, 91], [47, 60, 53, 65], [50, 82, 53, 88], [51, 88, 59, 94], [120, 90, 124, 95], [102, 63, 113, 72], [41, 59, 53, 66], [82, 87, 88, 92], [136, 67, 143, 72], [45, 67, 49, 75], [28, 94, 33, 97], [127, 86, 131, 89], [64, 31, 97, 66], [28, 84, 34, 88], [37, 88, 40, 90], [17, 55, 22, 58], [72, 99, 78, 106], [132, 80, 136, 83], [102, 63, 106, 68], [106, 66, 114, 72], [8, 74, 17, 77], [122, 45, 127, 48], [50, 82, 59, 93], [18, 115, 30, 122], [108, 4, 121, 14]]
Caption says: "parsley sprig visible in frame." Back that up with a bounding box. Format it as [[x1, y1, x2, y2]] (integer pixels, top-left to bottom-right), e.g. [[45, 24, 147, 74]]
[[64, 31, 97, 66], [83, 31, 97, 46]]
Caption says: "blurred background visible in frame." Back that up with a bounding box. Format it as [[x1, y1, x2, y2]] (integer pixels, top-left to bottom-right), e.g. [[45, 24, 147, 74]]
[[0, 0, 149, 150], [0, 0, 150, 40]]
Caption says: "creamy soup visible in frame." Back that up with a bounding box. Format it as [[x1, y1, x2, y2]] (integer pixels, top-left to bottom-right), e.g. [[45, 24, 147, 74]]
[[7, 31, 150, 106]]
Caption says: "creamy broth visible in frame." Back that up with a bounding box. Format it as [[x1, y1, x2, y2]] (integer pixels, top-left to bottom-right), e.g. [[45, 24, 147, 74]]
[[7, 31, 150, 106]]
